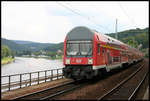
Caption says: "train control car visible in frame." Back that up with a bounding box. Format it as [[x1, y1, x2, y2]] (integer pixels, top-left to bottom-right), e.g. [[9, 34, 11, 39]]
[[63, 26, 144, 80]]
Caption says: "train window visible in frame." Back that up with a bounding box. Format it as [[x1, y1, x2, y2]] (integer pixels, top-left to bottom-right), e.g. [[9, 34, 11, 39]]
[[80, 43, 93, 56], [103, 48, 105, 56], [97, 35, 99, 40], [97, 43, 100, 54], [66, 43, 79, 55], [113, 57, 119, 62], [66, 40, 93, 57]]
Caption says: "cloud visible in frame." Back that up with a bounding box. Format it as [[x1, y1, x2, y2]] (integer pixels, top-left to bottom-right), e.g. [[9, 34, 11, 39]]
[[59, 1, 148, 30], [2, 1, 148, 43], [2, 2, 73, 43]]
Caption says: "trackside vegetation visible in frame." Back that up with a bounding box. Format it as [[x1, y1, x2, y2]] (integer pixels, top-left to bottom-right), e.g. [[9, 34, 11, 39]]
[[1, 45, 15, 65]]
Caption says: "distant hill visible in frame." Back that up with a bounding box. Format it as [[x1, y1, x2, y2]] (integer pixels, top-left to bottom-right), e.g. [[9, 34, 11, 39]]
[[1, 38, 27, 52], [106, 27, 148, 39], [1, 38, 56, 52], [11, 40, 55, 52], [2, 27, 148, 54], [11, 40, 37, 44], [106, 27, 149, 48], [44, 42, 64, 52]]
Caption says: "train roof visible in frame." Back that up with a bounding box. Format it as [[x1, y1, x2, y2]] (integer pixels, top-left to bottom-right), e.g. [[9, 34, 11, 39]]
[[92, 29, 125, 45], [92, 29, 139, 50], [67, 26, 127, 46], [67, 26, 94, 40], [67, 26, 140, 52]]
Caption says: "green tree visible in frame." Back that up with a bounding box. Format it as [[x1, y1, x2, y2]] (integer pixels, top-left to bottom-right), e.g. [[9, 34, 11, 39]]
[[135, 32, 148, 49], [23, 50, 31, 56], [120, 36, 134, 43], [46, 51, 56, 58], [11, 51, 15, 58], [34, 51, 42, 56], [1, 45, 6, 58], [1, 45, 12, 58], [127, 39, 138, 48]]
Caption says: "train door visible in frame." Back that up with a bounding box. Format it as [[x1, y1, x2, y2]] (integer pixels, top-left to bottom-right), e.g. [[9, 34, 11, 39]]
[[102, 47, 105, 64], [107, 50, 110, 65], [120, 52, 122, 63], [97, 43, 100, 65]]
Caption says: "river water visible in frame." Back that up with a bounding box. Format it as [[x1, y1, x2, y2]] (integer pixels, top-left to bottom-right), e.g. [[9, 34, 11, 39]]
[[1, 57, 64, 92], [1, 57, 63, 76]]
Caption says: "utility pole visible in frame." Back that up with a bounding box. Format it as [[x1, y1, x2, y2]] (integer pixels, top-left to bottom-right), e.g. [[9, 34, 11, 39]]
[[115, 19, 118, 39]]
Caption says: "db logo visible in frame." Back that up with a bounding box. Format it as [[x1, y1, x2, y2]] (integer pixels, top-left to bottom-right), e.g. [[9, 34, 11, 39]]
[[76, 59, 82, 63]]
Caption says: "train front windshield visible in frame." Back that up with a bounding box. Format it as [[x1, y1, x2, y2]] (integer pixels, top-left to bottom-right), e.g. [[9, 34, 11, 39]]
[[66, 41, 93, 57]]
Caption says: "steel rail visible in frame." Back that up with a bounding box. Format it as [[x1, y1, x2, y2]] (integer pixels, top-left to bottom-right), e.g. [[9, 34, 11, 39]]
[[11, 80, 74, 100], [40, 82, 87, 100], [128, 71, 148, 100], [97, 63, 145, 100]]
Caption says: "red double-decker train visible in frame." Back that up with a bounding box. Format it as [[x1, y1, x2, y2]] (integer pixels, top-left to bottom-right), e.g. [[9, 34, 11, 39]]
[[63, 26, 144, 80]]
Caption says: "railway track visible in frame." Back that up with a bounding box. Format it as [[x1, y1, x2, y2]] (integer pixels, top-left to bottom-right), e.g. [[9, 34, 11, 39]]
[[53, 60, 146, 100], [12, 80, 87, 100], [41, 81, 87, 100], [11, 80, 74, 100], [10, 60, 148, 100], [97, 62, 148, 100]]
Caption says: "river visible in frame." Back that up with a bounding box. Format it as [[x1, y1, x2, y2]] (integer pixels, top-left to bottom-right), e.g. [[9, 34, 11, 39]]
[[1, 57, 64, 92], [1, 57, 63, 76]]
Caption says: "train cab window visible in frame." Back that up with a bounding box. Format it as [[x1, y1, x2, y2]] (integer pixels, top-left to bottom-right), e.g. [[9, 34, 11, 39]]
[[97, 43, 100, 54]]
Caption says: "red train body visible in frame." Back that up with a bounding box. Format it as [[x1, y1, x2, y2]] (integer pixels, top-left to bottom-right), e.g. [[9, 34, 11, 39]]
[[63, 26, 144, 80]]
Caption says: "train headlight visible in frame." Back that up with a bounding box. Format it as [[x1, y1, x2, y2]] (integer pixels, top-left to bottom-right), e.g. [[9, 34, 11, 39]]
[[65, 59, 70, 64], [88, 58, 93, 64]]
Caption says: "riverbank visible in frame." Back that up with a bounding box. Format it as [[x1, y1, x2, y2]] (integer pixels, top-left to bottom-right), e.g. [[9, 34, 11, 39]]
[[2, 57, 63, 76], [1, 57, 15, 65], [21, 55, 63, 60]]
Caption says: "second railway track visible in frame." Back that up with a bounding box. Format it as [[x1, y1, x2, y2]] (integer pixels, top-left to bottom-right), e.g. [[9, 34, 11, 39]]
[[98, 61, 148, 100]]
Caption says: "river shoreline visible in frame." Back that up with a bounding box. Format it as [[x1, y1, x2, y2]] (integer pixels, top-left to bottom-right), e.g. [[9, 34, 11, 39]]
[[1, 57, 15, 65], [21, 56, 63, 60], [1, 57, 63, 76]]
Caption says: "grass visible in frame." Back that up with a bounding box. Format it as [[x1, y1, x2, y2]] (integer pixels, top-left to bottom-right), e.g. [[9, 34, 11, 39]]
[[1, 57, 15, 65]]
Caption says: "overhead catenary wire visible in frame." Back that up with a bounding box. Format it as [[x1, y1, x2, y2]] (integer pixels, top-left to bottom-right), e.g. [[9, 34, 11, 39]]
[[90, 3, 149, 33], [89, 3, 114, 32], [56, 2, 148, 33], [56, 1, 111, 33], [118, 2, 138, 29], [107, 31, 149, 34]]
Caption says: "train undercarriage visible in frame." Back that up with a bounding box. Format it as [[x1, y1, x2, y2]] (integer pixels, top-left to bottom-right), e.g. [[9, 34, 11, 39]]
[[63, 65, 106, 80]]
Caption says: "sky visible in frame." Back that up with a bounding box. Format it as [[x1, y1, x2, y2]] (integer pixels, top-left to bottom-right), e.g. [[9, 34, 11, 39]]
[[1, 1, 149, 43]]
